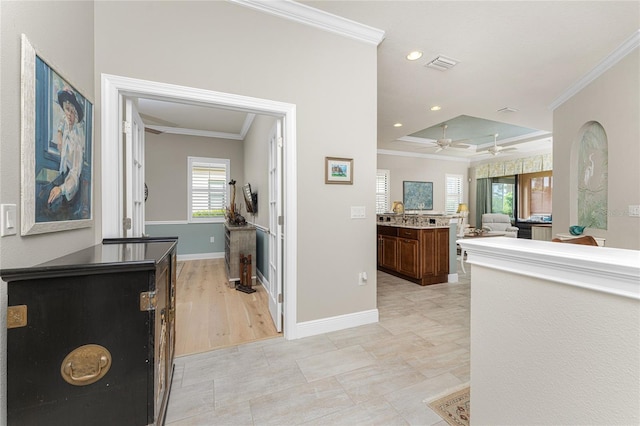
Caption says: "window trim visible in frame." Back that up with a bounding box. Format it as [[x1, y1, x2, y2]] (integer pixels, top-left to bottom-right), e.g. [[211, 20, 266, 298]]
[[187, 156, 230, 223], [376, 169, 390, 214], [445, 174, 464, 214]]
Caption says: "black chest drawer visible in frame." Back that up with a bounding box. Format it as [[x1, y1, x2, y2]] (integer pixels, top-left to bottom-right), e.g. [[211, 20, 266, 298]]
[[1, 237, 178, 426]]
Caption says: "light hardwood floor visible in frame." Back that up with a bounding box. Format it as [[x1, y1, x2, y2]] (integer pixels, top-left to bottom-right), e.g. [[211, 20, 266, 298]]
[[175, 258, 280, 357]]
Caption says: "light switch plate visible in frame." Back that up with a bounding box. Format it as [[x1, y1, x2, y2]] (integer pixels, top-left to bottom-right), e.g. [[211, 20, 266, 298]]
[[1, 204, 17, 237], [351, 206, 366, 219]]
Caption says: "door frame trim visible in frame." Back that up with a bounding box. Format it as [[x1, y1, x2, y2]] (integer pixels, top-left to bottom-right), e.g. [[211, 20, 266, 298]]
[[101, 73, 298, 339]]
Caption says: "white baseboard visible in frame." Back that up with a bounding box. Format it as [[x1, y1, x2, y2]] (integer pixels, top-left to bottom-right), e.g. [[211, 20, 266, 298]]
[[294, 309, 379, 339], [257, 269, 268, 289], [448, 273, 459, 283], [177, 252, 225, 261]]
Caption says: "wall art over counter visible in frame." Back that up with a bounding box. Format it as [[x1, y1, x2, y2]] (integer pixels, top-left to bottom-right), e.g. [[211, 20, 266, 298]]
[[21, 34, 94, 235], [403, 181, 433, 210], [325, 157, 353, 184]]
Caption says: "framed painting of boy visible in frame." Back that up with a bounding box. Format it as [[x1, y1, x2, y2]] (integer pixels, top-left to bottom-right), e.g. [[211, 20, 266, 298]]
[[21, 35, 93, 235]]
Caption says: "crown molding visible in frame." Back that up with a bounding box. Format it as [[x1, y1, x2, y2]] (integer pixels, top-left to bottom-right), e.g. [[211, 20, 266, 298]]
[[549, 29, 640, 110], [229, 0, 385, 46], [146, 125, 244, 140], [146, 113, 256, 140]]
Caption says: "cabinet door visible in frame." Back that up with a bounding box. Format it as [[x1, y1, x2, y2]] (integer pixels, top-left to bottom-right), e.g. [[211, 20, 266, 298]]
[[397, 238, 420, 278], [380, 235, 398, 270], [420, 229, 436, 277], [434, 228, 450, 275]]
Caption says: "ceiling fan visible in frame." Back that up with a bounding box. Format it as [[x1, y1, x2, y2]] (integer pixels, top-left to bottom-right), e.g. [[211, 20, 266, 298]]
[[476, 133, 518, 156], [422, 124, 472, 152]]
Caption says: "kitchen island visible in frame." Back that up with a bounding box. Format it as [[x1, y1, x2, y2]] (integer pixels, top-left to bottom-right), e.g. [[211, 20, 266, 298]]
[[377, 221, 450, 285]]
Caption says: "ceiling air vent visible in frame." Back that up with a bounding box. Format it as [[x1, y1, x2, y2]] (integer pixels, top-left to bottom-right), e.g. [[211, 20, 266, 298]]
[[497, 107, 519, 113], [425, 55, 459, 71]]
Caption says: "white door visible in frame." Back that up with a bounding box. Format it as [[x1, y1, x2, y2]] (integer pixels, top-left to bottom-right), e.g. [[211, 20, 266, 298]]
[[124, 98, 146, 237], [268, 121, 283, 332]]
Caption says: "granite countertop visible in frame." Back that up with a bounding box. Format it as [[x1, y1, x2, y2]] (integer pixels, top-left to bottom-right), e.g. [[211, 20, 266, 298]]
[[377, 222, 450, 229]]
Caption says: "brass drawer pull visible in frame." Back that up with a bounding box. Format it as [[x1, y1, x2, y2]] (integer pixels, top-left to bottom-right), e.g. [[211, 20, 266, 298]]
[[61, 344, 112, 386]]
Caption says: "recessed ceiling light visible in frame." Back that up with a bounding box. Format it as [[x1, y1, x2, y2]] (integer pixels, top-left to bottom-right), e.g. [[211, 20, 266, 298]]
[[430, 106, 442, 111], [406, 51, 423, 61], [393, 123, 403, 127]]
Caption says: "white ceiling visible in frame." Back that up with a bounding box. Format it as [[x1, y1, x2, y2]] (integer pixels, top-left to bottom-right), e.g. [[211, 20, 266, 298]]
[[137, 1, 639, 160]]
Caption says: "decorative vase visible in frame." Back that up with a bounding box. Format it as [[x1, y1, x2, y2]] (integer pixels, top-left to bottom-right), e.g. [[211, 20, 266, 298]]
[[569, 225, 586, 236]]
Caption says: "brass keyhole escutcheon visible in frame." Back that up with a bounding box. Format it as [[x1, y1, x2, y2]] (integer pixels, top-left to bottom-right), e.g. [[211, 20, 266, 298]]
[[60, 344, 112, 386]]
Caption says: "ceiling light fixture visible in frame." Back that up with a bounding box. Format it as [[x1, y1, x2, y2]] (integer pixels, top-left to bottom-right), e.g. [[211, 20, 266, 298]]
[[430, 106, 442, 111], [425, 55, 459, 71], [406, 51, 423, 61], [393, 123, 403, 127]]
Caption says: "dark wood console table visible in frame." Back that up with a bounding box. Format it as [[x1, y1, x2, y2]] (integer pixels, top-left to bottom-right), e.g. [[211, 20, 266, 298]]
[[1, 237, 178, 426]]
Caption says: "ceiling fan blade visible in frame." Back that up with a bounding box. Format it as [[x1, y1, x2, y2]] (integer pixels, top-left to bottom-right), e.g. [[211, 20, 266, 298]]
[[145, 127, 163, 135], [139, 112, 178, 127], [451, 142, 472, 149]]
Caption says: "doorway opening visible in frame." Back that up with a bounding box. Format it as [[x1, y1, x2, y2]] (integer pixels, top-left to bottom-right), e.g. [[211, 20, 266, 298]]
[[101, 74, 298, 340]]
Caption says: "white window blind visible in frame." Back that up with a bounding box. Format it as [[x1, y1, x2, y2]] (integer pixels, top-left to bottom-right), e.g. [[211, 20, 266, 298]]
[[376, 169, 390, 214], [445, 174, 463, 214], [188, 157, 230, 221]]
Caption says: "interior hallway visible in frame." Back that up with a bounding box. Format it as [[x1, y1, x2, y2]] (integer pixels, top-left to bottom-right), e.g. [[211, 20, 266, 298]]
[[166, 267, 471, 425], [175, 259, 280, 356]]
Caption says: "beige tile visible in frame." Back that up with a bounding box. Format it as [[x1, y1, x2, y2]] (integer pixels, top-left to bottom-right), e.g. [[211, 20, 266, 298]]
[[166, 271, 472, 424], [379, 313, 441, 335], [383, 372, 464, 425], [359, 331, 435, 361], [336, 358, 427, 404], [261, 334, 338, 366], [166, 400, 253, 426], [296, 345, 376, 382], [181, 345, 269, 387], [249, 377, 354, 425], [165, 380, 214, 424], [304, 396, 408, 426], [325, 323, 393, 349], [214, 361, 308, 408]]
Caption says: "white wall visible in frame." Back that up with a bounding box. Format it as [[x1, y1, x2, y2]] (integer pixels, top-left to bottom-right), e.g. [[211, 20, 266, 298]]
[[377, 153, 469, 212], [470, 263, 639, 425], [243, 115, 276, 230], [0, 1, 97, 268], [144, 133, 245, 222], [553, 47, 640, 249], [94, 1, 378, 323]]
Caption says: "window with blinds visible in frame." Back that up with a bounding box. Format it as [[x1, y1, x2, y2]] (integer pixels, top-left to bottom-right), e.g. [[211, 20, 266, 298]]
[[445, 174, 464, 214], [376, 169, 390, 214], [188, 157, 230, 222]]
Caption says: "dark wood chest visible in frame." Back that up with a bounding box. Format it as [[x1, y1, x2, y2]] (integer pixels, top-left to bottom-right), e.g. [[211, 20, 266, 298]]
[[1, 237, 177, 426]]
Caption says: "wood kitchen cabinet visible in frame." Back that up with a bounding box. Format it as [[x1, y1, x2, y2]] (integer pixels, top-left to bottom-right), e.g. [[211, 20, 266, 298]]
[[377, 225, 449, 285], [378, 234, 398, 270]]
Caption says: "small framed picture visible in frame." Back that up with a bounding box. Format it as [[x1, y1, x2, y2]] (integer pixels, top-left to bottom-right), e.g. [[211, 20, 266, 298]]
[[325, 157, 353, 185]]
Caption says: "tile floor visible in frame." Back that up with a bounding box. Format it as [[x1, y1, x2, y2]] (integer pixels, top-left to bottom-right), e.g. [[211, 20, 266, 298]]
[[166, 269, 471, 425]]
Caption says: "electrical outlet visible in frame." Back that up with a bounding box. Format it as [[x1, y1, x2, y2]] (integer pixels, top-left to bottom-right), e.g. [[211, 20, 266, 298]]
[[629, 205, 640, 217], [358, 272, 368, 285], [210, 236, 215, 243]]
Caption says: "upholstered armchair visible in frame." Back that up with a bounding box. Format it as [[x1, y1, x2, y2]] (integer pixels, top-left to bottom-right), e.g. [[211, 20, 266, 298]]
[[481, 213, 519, 237]]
